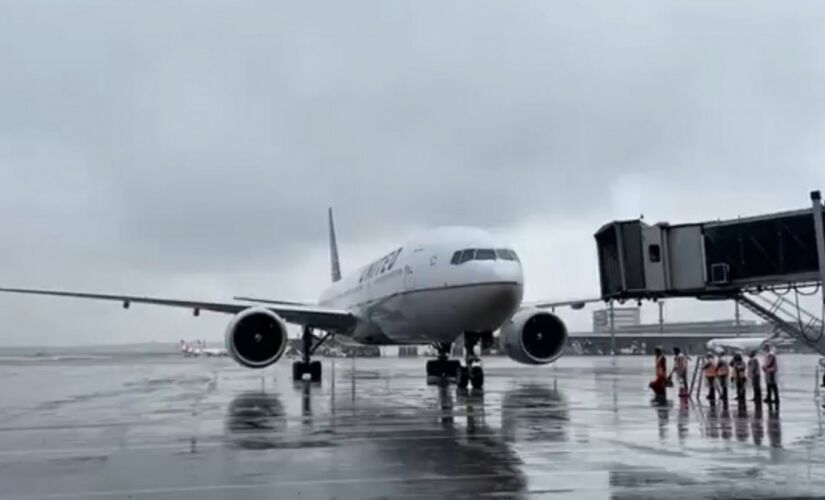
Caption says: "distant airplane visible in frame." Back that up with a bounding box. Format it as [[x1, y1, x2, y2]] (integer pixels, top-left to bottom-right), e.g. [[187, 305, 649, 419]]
[[0, 209, 597, 389], [705, 334, 790, 354], [179, 339, 228, 357]]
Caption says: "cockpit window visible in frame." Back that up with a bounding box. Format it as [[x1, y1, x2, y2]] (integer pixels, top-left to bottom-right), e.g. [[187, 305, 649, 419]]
[[475, 249, 496, 260], [450, 251, 461, 265], [451, 248, 510, 264], [457, 249, 475, 264], [451, 248, 518, 265], [496, 248, 520, 262]]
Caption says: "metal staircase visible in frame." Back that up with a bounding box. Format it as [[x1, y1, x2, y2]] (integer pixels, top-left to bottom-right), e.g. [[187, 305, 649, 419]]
[[737, 288, 825, 355]]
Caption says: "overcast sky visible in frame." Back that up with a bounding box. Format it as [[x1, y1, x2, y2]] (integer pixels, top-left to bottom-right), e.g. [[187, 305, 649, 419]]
[[1, 1, 824, 346]]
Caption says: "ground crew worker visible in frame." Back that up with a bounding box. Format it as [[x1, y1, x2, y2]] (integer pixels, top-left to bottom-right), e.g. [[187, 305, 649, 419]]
[[716, 353, 729, 401], [819, 358, 825, 388], [703, 353, 717, 400], [669, 347, 689, 398], [763, 343, 779, 405], [748, 351, 762, 403], [649, 347, 668, 398], [731, 353, 746, 401]]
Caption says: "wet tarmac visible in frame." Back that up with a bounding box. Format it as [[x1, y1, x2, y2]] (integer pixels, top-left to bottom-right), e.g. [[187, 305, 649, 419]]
[[2, 354, 825, 499]]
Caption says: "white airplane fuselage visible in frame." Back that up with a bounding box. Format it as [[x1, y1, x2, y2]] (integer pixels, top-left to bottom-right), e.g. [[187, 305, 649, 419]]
[[706, 337, 768, 354], [318, 227, 524, 345]]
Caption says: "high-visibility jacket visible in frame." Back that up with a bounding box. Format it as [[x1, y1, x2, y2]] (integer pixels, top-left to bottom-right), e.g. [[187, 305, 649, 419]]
[[703, 359, 717, 378], [656, 355, 667, 379], [748, 357, 760, 378], [732, 359, 746, 380], [763, 352, 777, 374], [716, 359, 729, 377], [674, 353, 689, 375]]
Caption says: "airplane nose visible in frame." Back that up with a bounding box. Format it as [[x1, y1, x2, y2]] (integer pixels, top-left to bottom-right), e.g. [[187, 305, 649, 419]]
[[466, 281, 524, 332], [491, 282, 523, 315], [492, 260, 524, 287]]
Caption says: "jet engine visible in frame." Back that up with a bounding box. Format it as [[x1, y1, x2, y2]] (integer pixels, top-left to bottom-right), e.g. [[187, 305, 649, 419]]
[[225, 307, 289, 369], [500, 309, 568, 365]]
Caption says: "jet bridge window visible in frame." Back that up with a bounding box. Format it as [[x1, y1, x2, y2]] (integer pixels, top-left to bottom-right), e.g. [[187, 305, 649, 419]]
[[648, 244, 661, 263]]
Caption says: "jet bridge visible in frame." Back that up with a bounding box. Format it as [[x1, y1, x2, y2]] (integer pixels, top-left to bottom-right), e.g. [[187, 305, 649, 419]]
[[595, 191, 825, 355]]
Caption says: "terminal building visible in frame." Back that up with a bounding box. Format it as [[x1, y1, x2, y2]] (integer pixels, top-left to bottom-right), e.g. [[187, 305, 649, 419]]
[[569, 306, 774, 355]]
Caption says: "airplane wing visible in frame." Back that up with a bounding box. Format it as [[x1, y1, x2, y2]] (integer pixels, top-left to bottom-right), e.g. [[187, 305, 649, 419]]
[[0, 287, 357, 331], [523, 297, 604, 311], [233, 296, 310, 306]]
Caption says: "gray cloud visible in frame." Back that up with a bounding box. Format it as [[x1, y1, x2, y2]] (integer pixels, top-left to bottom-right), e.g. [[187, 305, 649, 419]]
[[1, 1, 824, 344]]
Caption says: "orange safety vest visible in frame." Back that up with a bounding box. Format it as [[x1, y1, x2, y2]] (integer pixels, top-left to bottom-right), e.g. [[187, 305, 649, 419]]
[[675, 354, 688, 375], [703, 359, 717, 378], [656, 355, 667, 378], [748, 357, 760, 378], [763, 353, 777, 373], [716, 359, 729, 377], [732, 359, 746, 379]]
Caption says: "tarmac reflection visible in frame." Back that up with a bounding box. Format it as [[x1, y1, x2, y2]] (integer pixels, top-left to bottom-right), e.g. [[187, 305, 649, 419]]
[[697, 400, 782, 448], [224, 391, 286, 450]]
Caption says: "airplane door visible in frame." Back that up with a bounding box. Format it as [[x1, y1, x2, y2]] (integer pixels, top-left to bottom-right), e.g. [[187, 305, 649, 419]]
[[403, 248, 424, 290], [403, 263, 415, 290]]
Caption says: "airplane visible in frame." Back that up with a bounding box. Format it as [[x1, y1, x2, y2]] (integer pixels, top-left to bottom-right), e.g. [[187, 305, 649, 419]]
[[706, 337, 768, 355], [705, 334, 790, 355], [179, 339, 228, 357], [179, 339, 196, 356], [0, 209, 596, 389]]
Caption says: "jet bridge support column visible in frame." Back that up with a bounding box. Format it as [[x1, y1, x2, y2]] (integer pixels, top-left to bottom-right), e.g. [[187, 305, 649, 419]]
[[609, 301, 616, 356], [812, 191, 825, 307]]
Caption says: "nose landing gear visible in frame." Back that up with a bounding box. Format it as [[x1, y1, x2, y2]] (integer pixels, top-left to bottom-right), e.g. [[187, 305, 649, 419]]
[[426, 342, 460, 382], [457, 332, 487, 389], [426, 333, 490, 389]]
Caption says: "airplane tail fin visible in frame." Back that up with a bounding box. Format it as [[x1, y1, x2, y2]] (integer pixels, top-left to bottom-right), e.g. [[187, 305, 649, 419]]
[[328, 207, 342, 283]]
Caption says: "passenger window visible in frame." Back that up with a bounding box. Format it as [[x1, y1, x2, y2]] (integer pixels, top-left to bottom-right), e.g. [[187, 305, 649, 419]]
[[475, 249, 496, 261], [458, 249, 475, 264], [648, 244, 661, 263], [450, 251, 461, 265]]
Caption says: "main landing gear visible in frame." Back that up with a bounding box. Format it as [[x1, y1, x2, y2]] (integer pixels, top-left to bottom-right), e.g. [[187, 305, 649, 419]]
[[426, 332, 491, 389], [292, 326, 331, 383], [456, 333, 484, 390]]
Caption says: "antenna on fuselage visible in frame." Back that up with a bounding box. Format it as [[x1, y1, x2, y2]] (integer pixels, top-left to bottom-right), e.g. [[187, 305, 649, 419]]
[[328, 207, 342, 283]]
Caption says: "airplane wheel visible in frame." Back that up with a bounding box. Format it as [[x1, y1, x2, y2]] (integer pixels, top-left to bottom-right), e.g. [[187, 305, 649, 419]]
[[292, 361, 305, 381], [310, 360, 322, 382], [426, 360, 439, 378], [426, 359, 461, 381], [470, 366, 484, 389], [448, 360, 461, 377], [456, 366, 469, 389]]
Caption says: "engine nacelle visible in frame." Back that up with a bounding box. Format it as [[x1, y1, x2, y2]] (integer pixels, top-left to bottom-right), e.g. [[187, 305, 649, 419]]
[[500, 309, 568, 365], [225, 307, 289, 369]]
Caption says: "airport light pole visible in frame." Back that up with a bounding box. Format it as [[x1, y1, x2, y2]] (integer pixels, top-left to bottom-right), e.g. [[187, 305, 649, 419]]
[[734, 301, 741, 337], [658, 301, 664, 335]]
